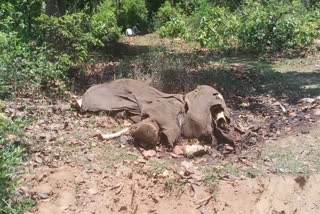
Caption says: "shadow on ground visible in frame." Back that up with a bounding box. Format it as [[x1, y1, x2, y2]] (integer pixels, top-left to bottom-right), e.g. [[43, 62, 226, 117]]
[[71, 40, 320, 105]]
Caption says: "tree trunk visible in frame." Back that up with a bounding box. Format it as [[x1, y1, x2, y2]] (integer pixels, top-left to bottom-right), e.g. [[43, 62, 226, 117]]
[[45, 0, 65, 16]]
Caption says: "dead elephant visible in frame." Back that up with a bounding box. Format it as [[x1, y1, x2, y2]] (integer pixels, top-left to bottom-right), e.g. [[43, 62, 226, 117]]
[[78, 79, 233, 149]]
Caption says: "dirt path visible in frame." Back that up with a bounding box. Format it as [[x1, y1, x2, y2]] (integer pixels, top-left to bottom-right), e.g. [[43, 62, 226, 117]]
[[16, 34, 320, 214]]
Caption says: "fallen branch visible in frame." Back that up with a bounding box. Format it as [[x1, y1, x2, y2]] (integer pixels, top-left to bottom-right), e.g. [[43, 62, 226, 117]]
[[98, 127, 130, 140]]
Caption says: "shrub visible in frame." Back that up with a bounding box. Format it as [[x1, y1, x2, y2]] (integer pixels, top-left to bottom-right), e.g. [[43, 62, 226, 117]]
[[114, 0, 148, 30], [155, 0, 319, 52], [91, 0, 121, 43], [238, 0, 319, 51], [0, 0, 43, 39], [36, 12, 99, 64], [192, 6, 239, 48], [0, 32, 69, 98], [155, 1, 187, 38]]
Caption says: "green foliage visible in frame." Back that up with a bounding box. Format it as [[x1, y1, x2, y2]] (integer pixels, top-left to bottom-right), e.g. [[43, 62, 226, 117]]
[[238, 0, 319, 51], [91, 0, 120, 42], [155, 0, 320, 51], [0, 0, 124, 97], [193, 7, 239, 48], [0, 114, 33, 213], [114, 0, 148, 30], [155, 1, 187, 38], [36, 12, 99, 63], [0, 32, 67, 98]]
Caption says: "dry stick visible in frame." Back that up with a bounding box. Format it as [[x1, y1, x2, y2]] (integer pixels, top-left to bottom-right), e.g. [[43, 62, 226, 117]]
[[195, 195, 213, 206], [130, 183, 136, 207], [279, 103, 287, 113], [130, 183, 138, 214], [110, 183, 121, 190], [131, 204, 138, 214], [99, 127, 130, 140], [115, 184, 124, 195]]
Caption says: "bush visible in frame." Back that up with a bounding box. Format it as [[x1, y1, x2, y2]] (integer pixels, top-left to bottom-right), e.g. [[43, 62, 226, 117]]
[[155, 0, 320, 52], [114, 0, 148, 30], [91, 0, 121, 43], [0, 32, 70, 98], [155, 1, 187, 38], [36, 12, 99, 64], [0, 0, 43, 40], [238, 0, 319, 51], [192, 6, 239, 48]]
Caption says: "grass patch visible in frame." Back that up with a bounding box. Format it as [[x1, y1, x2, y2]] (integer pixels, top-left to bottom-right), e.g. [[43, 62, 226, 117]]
[[100, 143, 139, 169], [146, 160, 167, 172], [262, 144, 310, 175], [163, 177, 187, 193], [202, 163, 240, 189], [243, 167, 262, 178], [0, 112, 34, 213]]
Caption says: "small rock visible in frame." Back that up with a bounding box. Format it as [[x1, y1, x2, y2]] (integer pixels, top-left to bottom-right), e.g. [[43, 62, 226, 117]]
[[181, 161, 195, 174], [173, 145, 184, 155], [142, 150, 157, 158], [38, 192, 49, 199], [184, 145, 207, 158], [224, 144, 234, 151], [119, 206, 127, 212], [19, 185, 33, 196], [314, 109, 320, 116], [36, 183, 52, 198], [88, 188, 98, 195]]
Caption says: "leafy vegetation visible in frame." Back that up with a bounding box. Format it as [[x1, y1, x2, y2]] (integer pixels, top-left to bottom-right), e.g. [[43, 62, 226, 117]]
[[155, 1, 187, 37], [0, 113, 33, 213], [156, 0, 320, 51], [114, 0, 148, 30]]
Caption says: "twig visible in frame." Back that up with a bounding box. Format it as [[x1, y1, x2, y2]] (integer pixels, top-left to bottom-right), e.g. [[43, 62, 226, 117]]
[[24, 104, 70, 110], [131, 204, 138, 214], [110, 183, 121, 190], [279, 103, 287, 113], [99, 127, 130, 140], [115, 184, 124, 195], [195, 195, 213, 206], [130, 183, 136, 207]]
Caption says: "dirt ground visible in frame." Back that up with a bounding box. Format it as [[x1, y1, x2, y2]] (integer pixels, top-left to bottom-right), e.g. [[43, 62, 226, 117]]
[[10, 34, 320, 214]]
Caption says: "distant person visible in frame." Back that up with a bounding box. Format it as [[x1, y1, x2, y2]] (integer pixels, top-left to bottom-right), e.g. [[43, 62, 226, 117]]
[[132, 24, 141, 35]]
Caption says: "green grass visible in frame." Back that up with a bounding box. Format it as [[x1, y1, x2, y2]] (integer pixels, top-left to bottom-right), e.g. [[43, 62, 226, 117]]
[[261, 145, 311, 175], [100, 143, 139, 170], [0, 113, 34, 213], [202, 163, 240, 189]]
